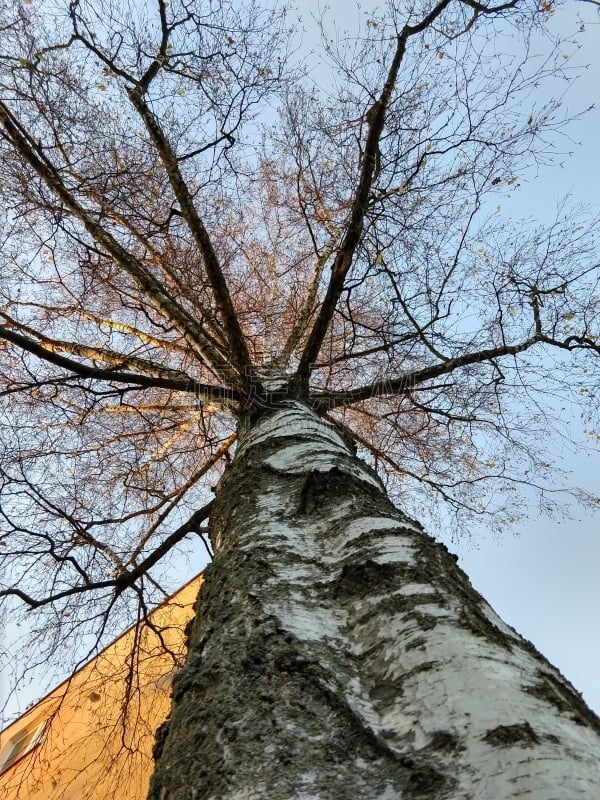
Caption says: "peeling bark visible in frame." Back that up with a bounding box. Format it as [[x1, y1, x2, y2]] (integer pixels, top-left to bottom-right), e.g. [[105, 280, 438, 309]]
[[148, 401, 600, 800]]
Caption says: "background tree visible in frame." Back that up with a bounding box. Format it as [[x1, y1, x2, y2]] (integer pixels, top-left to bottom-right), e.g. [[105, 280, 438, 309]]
[[1, 0, 600, 797]]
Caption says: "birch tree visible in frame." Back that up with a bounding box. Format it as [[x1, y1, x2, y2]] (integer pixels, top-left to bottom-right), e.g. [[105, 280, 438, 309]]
[[1, 0, 600, 797]]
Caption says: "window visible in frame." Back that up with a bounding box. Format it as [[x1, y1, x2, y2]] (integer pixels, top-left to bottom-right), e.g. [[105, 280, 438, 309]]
[[0, 719, 48, 774]]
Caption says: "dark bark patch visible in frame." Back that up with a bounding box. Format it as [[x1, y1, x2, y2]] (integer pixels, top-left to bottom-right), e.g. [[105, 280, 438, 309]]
[[483, 721, 540, 748], [456, 597, 513, 652], [296, 469, 325, 514], [405, 764, 447, 797], [183, 616, 195, 649], [405, 636, 427, 652], [369, 661, 439, 707], [525, 671, 600, 734], [152, 717, 170, 762], [410, 534, 516, 652], [296, 466, 384, 516], [402, 660, 439, 683], [412, 611, 439, 631], [427, 730, 465, 753], [334, 559, 398, 598], [352, 592, 445, 625], [369, 678, 405, 706]]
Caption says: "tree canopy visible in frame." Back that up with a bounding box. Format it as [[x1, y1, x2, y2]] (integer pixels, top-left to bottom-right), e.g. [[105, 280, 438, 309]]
[[0, 0, 599, 711]]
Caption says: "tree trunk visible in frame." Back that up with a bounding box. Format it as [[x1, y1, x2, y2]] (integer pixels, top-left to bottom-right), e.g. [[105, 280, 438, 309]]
[[147, 401, 600, 800]]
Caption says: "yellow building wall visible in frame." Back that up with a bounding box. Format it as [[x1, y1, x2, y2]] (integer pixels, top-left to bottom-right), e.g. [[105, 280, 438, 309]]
[[0, 576, 202, 800]]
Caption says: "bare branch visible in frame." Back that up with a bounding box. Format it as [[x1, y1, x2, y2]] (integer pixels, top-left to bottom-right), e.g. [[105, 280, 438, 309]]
[[314, 336, 540, 410], [0, 321, 239, 407], [296, 0, 471, 385], [0, 99, 236, 384], [126, 84, 253, 383]]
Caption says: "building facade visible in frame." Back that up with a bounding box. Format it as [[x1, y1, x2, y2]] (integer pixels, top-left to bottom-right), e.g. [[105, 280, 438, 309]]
[[0, 577, 201, 800]]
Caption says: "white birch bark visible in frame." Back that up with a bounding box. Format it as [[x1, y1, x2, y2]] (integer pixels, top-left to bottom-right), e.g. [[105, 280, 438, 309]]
[[148, 401, 600, 800]]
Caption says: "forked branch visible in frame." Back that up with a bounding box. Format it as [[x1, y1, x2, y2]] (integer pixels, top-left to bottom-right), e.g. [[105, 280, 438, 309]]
[[0, 99, 237, 386], [296, 0, 517, 386]]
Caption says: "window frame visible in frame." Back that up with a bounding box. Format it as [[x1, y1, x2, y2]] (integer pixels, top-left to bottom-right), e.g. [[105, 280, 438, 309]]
[[0, 718, 48, 775]]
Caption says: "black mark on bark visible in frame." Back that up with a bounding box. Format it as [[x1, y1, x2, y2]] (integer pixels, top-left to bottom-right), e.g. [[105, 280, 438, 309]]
[[153, 717, 171, 762], [297, 470, 324, 514], [483, 721, 540, 747], [427, 730, 465, 753], [404, 762, 447, 797], [334, 559, 398, 598], [405, 636, 427, 651]]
